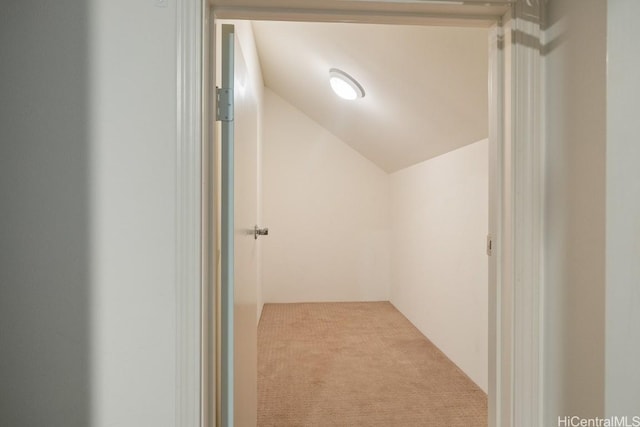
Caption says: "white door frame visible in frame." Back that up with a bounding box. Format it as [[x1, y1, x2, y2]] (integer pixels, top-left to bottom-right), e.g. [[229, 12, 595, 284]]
[[175, 1, 544, 426]]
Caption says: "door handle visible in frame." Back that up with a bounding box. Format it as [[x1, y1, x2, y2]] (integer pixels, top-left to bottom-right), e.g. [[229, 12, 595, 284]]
[[254, 225, 269, 240]]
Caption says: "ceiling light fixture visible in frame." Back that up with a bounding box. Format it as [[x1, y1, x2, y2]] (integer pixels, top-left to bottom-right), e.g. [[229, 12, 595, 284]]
[[329, 68, 365, 100]]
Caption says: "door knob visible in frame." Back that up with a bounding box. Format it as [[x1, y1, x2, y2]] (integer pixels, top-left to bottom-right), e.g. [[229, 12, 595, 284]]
[[254, 225, 269, 240]]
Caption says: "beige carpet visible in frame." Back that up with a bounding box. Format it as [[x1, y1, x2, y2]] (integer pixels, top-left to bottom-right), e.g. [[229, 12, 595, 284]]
[[258, 302, 487, 426]]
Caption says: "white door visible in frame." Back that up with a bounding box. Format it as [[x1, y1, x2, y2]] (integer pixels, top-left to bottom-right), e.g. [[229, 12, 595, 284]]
[[219, 23, 259, 427]]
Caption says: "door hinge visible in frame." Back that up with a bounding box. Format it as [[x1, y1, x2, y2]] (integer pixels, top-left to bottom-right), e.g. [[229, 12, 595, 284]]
[[486, 234, 493, 256], [216, 87, 233, 122]]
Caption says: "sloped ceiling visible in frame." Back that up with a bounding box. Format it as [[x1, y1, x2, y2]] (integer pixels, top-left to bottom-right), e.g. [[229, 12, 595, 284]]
[[252, 21, 488, 173]]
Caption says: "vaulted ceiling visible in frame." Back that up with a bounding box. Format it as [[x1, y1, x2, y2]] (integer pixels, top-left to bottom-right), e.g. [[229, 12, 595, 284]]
[[251, 21, 488, 173]]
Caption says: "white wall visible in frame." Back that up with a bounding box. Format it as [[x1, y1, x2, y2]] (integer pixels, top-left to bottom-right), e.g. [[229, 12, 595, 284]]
[[262, 88, 391, 303], [90, 1, 178, 425], [543, 0, 607, 421], [389, 139, 488, 392], [1, 1, 178, 426], [605, 0, 640, 417]]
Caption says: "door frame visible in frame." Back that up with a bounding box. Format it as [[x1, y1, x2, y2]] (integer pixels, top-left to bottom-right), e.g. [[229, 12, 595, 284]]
[[175, 1, 544, 426]]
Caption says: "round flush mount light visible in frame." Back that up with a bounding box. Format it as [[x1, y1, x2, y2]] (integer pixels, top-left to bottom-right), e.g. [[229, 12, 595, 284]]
[[329, 68, 365, 100]]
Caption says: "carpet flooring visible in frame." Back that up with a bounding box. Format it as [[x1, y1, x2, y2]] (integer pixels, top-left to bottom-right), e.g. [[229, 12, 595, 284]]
[[257, 301, 487, 426]]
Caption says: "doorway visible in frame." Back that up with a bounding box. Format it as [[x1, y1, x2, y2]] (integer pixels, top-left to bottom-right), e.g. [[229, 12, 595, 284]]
[[217, 15, 491, 427], [187, 2, 545, 427]]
